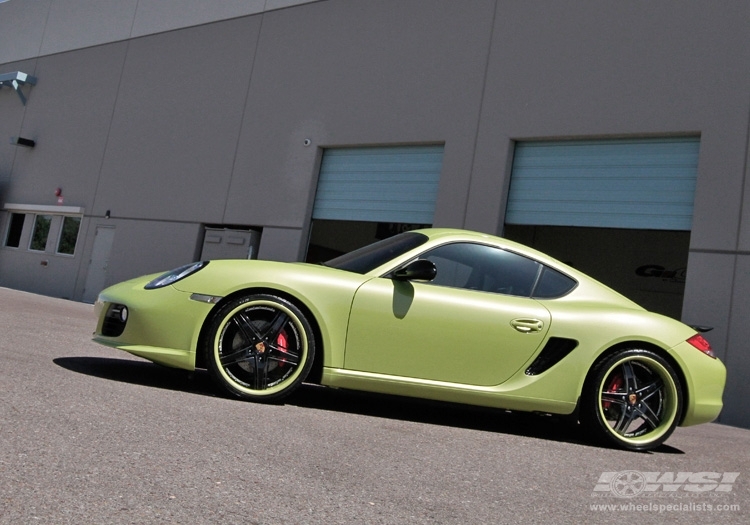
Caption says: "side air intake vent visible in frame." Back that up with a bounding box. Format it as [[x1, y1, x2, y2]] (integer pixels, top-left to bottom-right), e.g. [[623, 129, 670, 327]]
[[525, 337, 578, 375]]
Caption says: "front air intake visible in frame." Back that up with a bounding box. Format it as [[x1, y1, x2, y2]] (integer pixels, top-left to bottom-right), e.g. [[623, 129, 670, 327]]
[[101, 304, 128, 337]]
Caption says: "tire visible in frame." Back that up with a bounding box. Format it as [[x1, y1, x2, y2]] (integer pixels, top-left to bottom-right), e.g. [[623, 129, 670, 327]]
[[581, 349, 682, 452], [204, 293, 315, 402]]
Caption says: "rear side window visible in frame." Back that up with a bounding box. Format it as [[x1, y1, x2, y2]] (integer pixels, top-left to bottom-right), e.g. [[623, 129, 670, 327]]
[[532, 267, 577, 298]]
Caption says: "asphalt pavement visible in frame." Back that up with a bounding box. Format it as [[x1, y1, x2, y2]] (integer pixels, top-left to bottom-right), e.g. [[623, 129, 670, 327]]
[[1, 286, 748, 524]]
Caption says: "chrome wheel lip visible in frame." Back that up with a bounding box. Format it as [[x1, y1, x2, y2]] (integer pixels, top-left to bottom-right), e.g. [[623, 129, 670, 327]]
[[596, 355, 679, 446], [213, 299, 309, 397]]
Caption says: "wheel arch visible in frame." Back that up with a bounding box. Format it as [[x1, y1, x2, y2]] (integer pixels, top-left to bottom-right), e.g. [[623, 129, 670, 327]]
[[579, 340, 689, 425], [194, 286, 325, 384]]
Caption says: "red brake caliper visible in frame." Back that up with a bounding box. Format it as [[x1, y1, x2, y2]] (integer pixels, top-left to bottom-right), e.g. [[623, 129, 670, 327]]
[[603, 374, 623, 410], [276, 331, 288, 367]]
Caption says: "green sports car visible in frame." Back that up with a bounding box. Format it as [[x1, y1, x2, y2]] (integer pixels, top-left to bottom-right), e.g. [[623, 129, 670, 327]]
[[93, 228, 725, 451]]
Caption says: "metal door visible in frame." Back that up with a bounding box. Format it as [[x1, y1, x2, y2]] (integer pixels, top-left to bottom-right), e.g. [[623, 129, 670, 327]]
[[82, 226, 115, 303]]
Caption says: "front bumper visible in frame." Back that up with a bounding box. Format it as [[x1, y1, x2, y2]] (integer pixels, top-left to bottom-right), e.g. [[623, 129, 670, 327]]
[[93, 277, 217, 371]]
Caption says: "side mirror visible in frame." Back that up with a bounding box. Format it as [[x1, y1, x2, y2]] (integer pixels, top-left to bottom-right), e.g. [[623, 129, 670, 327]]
[[392, 259, 437, 282]]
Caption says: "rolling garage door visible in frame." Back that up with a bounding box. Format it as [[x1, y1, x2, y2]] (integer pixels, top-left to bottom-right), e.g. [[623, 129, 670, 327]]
[[506, 137, 700, 230], [312, 145, 444, 224]]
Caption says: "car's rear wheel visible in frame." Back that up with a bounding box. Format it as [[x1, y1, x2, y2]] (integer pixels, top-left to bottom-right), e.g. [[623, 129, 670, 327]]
[[205, 293, 314, 402], [582, 349, 682, 451]]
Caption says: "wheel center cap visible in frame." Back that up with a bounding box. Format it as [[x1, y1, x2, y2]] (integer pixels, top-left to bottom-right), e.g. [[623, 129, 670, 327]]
[[628, 393, 638, 405], [255, 342, 266, 354]]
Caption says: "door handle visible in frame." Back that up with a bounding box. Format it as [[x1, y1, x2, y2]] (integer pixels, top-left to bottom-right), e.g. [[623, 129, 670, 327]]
[[510, 318, 544, 333]]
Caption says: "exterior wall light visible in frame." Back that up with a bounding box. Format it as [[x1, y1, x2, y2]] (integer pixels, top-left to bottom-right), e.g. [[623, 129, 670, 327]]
[[0, 71, 37, 105]]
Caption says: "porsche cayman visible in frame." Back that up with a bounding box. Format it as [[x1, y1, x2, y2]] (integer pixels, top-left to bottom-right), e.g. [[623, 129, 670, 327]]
[[93, 228, 725, 451]]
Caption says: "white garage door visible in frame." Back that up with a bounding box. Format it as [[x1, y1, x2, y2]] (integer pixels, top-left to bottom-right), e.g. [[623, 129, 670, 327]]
[[313, 145, 444, 224], [506, 137, 700, 230]]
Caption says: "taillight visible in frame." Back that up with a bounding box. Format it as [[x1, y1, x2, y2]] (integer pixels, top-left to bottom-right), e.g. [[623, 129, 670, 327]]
[[687, 334, 716, 358]]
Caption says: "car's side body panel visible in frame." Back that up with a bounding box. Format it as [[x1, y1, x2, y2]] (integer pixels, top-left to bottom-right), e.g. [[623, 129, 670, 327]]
[[528, 298, 726, 425], [321, 366, 580, 415], [94, 260, 371, 371], [173, 260, 371, 369], [344, 277, 551, 385]]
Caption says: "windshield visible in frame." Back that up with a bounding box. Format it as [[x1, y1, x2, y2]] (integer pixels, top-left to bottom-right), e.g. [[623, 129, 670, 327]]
[[323, 232, 429, 274]]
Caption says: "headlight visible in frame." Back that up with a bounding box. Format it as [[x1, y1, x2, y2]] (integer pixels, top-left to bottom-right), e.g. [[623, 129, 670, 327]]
[[144, 261, 209, 289]]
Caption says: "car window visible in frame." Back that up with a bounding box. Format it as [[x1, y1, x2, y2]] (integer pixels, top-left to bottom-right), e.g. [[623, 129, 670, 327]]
[[532, 266, 577, 298], [419, 242, 541, 297], [324, 232, 429, 274]]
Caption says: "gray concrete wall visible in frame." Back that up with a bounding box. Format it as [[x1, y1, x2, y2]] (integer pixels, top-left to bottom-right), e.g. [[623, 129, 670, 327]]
[[0, 211, 82, 299], [225, 0, 495, 231], [0, 0, 318, 63], [92, 17, 260, 224], [1, 0, 748, 427], [84, 219, 203, 287], [5, 44, 127, 208]]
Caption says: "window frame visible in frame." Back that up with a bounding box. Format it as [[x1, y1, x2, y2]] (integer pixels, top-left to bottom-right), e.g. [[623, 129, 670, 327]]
[[2, 204, 85, 257], [56, 215, 82, 256], [29, 214, 53, 252], [407, 241, 578, 299], [4, 212, 26, 248], [416, 241, 542, 298]]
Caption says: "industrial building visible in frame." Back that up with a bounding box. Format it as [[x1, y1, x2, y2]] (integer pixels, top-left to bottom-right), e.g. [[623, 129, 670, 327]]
[[1, 0, 748, 429]]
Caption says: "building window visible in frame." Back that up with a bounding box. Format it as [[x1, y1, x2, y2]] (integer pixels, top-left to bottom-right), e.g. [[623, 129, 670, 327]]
[[29, 214, 52, 251], [57, 216, 81, 255], [3, 205, 84, 257], [4, 213, 25, 248]]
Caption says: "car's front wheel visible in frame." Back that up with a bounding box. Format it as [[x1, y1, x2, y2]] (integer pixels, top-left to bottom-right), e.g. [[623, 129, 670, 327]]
[[582, 349, 682, 451], [204, 293, 315, 402]]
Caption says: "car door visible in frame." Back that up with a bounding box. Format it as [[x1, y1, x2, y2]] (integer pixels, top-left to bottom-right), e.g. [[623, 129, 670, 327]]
[[343, 242, 552, 387]]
